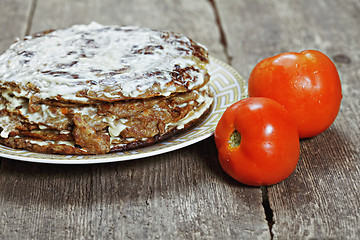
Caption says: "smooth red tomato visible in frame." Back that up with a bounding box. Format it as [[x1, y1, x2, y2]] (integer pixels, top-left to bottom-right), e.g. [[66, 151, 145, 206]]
[[248, 50, 342, 138], [214, 97, 300, 186]]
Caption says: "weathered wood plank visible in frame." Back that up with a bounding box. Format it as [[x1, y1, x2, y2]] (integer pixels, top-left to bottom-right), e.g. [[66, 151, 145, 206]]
[[0, 0, 32, 53], [268, 1, 360, 238], [216, 0, 360, 238], [0, 138, 269, 239], [270, 131, 360, 239], [0, 0, 269, 239]]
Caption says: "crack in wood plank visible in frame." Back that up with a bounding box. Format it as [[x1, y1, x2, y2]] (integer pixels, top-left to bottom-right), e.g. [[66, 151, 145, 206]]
[[209, 1, 274, 238], [208, 0, 232, 65], [261, 186, 275, 240], [24, 0, 37, 36]]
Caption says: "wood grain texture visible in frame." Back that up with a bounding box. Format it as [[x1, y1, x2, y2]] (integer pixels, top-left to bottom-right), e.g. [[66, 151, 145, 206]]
[[1, 0, 359, 239], [0, 0, 269, 239], [216, 0, 360, 239], [0, 138, 269, 239], [0, 0, 32, 53]]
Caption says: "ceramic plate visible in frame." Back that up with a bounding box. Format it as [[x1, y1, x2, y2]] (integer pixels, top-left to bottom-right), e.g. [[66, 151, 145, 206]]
[[0, 57, 247, 164]]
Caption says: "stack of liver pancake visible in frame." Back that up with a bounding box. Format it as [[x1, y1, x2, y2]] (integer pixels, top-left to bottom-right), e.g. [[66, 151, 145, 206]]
[[0, 22, 213, 154]]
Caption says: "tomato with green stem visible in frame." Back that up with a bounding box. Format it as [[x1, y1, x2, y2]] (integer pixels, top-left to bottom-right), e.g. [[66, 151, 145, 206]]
[[214, 97, 300, 186]]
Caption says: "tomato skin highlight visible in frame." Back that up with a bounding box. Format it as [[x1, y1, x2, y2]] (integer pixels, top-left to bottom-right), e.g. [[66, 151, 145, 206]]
[[214, 97, 300, 186], [248, 50, 342, 138]]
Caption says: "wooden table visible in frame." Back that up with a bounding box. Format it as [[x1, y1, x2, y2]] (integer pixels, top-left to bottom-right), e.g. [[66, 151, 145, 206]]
[[1, 0, 359, 239]]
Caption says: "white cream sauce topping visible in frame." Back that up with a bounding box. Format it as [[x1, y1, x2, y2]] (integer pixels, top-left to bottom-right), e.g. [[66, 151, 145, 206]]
[[0, 22, 207, 102]]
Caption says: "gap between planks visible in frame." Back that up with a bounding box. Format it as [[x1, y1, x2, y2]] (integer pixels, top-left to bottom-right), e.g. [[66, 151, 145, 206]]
[[208, 0, 232, 65], [24, 0, 37, 36], [261, 186, 275, 240], [209, 0, 275, 238]]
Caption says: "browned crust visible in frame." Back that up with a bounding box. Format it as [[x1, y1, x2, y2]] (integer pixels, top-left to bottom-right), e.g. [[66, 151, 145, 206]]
[[0, 25, 212, 155], [109, 103, 212, 152], [0, 137, 88, 155], [0, 103, 212, 155]]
